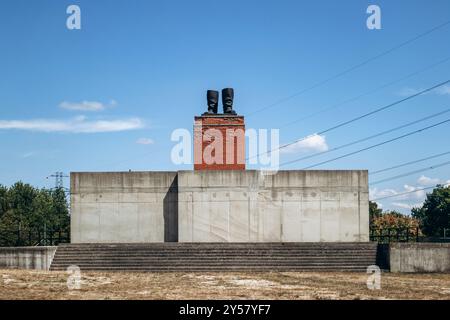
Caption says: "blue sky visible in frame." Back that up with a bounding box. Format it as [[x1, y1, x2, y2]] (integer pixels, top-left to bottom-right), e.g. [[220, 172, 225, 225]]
[[0, 0, 449, 213]]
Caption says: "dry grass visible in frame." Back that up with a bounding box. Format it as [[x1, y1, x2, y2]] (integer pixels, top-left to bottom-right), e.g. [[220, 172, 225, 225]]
[[1, 269, 450, 300]]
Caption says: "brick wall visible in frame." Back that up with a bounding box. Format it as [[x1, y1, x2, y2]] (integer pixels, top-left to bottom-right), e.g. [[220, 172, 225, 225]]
[[194, 115, 245, 170]]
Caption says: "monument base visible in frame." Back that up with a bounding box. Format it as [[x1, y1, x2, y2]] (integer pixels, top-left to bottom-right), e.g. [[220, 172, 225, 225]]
[[70, 170, 369, 243], [194, 114, 245, 170]]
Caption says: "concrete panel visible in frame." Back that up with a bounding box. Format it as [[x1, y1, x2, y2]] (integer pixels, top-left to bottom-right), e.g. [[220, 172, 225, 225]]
[[178, 192, 193, 242], [178, 170, 369, 242], [339, 205, 360, 242], [281, 202, 302, 242], [359, 195, 370, 241], [209, 201, 229, 242], [261, 200, 282, 241], [248, 192, 259, 242], [300, 201, 321, 242], [229, 201, 250, 241], [192, 201, 211, 242], [71, 171, 178, 243], [0, 247, 56, 270], [320, 201, 340, 242], [390, 243, 450, 273]]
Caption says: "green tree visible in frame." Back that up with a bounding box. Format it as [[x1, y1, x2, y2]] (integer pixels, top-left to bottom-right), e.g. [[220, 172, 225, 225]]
[[6, 182, 37, 245], [0, 185, 8, 219], [372, 210, 420, 229], [31, 189, 53, 244], [369, 201, 383, 227], [0, 183, 70, 246], [50, 187, 70, 241], [0, 210, 18, 246], [412, 185, 450, 237]]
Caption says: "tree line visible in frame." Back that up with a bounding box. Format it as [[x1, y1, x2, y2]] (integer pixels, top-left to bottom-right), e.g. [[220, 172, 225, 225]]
[[370, 184, 450, 240], [0, 182, 70, 246]]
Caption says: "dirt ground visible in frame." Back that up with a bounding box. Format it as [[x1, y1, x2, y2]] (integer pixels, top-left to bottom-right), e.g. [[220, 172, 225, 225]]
[[1, 269, 449, 300]]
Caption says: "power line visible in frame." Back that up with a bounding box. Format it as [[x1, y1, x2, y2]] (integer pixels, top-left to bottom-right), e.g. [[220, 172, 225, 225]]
[[247, 19, 450, 117], [294, 118, 450, 169], [370, 160, 450, 185], [279, 108, 450, 167], [279, 56, 450, 129], [371, 150, 450, 175], [247, 79, 450, 161], [371, 185, 439, 201]]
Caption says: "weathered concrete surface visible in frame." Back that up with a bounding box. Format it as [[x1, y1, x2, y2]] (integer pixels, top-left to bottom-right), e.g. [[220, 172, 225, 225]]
[[71, 172, 178, 243], [0, 247, 56, 270], [178, 170, 369, 242], [390, 243, 450, 273], [71, 170, 369, 243]]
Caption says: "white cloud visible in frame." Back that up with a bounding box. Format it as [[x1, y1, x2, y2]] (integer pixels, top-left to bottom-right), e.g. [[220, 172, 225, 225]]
[[398, 87, 423, 97], [369, 187, 398, 199], [392, 202, 422, 210], [436, 85, 450, 95], [417, 175, 440, 186], [398, 84, 450, 97], [280, 134, 328, 154], [370, 175, 450, 213], [391, 202, 412, 209], [0, 117, 144, 133], [136, 138, 154, 145], [59, 100, 107, 111], [370, 183, 427, 201], [403, 184, 427, 199], [21, 151, 35, 159]]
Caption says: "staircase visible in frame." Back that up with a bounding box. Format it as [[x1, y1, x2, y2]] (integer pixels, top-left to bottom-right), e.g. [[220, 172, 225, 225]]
[[50, 242, 378, 272]]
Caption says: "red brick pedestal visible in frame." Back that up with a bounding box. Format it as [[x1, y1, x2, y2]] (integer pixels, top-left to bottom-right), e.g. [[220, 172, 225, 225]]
[[194, 114, 245, 170]]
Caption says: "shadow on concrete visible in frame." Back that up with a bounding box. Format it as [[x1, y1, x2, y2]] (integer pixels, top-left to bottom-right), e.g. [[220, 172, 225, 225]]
[[163, 175, 178, 242]]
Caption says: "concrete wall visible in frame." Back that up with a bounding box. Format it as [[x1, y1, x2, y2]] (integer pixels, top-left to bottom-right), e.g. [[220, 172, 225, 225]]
[[0, 247, 56, 270], [71, 172, 178, 243], [71, 170, 369, 243], [178, 170, 369, 242], [390, 243, 450, 273]]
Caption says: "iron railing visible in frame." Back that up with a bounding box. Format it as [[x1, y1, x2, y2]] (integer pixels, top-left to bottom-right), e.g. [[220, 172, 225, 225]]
[[370, 227, 420, 243], [370, 227, 450, 243], [0, 228, 70, 247]]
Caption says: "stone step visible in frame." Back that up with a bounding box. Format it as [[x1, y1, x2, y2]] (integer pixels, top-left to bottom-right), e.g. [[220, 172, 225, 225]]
[[50, 266, 370, 272], [56, 244, 377, 249], [50, 242, 378, 272], [52, 255, 376, 260], [53, 256, 375, 262], [51, 250, 376, 256], [57, 244, 377, 249], [54, 250, 376, 255], [51, 264, 375, 270], [51, 259, 375, 265], [55, 247, 377, 251], [56, 244, 377, 248]]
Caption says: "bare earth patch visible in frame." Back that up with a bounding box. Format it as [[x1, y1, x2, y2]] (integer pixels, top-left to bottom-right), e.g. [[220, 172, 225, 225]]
[[1, 269, 449, 300]]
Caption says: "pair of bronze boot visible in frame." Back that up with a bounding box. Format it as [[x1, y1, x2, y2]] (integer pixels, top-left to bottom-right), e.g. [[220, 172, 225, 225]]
[[206, 88, 236, 115]]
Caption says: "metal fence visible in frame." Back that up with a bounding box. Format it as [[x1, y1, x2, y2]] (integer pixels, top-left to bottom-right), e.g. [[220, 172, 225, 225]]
[[370, 227, 420, 243], [370, 227, 450, 243], [0, 228, 70, 247]]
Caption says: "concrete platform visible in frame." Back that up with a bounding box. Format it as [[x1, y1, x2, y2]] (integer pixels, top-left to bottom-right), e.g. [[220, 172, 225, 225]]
[[70, 170, 369, 243]]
